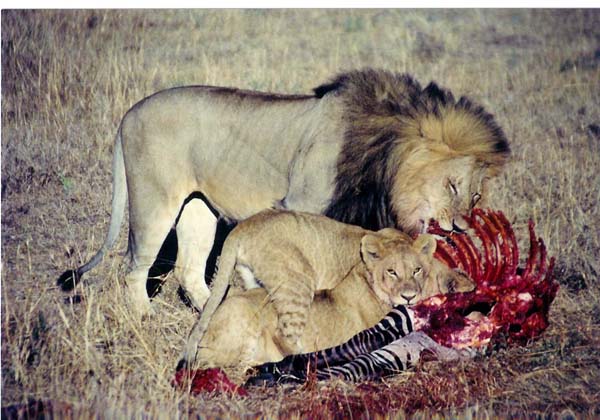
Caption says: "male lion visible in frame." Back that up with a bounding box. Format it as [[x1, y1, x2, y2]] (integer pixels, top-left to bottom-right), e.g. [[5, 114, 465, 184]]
[[178, 215, 475, 369], [58, 68, 508, 313]]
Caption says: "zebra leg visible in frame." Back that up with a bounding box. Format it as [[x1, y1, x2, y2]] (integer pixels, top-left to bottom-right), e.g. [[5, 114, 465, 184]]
[[317, 331, 476, 382], [246, 305, 414, 387]]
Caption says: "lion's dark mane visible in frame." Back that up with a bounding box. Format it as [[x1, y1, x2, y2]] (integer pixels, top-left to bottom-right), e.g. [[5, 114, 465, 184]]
[[318, 68, 509, 231]]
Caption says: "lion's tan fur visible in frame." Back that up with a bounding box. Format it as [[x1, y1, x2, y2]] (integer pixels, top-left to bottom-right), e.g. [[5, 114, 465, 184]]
[[61, 68, 507, 315], [181, 210, 475, 368]]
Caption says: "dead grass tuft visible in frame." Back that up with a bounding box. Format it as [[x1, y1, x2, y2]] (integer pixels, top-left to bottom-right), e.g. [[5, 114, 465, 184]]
[[2, 9, 599, 418]]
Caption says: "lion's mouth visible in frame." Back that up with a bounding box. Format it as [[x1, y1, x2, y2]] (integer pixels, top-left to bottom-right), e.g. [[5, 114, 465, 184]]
[[421, 219, 450, 235], [424, 218, 467, 235]]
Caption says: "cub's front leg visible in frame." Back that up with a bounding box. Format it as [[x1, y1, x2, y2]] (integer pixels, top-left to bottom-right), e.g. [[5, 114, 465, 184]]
[[262, 262, 317, 355]]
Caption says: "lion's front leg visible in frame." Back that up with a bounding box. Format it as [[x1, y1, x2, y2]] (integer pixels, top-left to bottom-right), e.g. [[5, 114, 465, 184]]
[[272, 293, 314, 355], [174, 198, 217, 311]]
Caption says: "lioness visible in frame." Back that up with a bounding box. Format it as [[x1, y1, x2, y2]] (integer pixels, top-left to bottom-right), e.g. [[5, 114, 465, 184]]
[[58, 68, 508, 313], [179, 215, 475, 369]]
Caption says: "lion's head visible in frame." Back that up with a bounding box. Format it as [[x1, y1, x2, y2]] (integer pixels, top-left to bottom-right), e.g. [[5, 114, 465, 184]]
[[392, 151, 494, 234], [360, 229, 475, 306], [320, 68, 510, 235]]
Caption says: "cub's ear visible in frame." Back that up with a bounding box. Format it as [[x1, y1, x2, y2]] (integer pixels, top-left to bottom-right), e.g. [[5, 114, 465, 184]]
[[360, 234, 387, 271], [452, 269, 476, 293], [441, 269, 476, 293], [413, 234, 437, 258], [376, 227, 406, 240]]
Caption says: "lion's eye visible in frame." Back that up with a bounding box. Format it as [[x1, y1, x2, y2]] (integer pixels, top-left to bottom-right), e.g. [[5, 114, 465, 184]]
[[471, 192, 481, 208], [413, 267, 422, 276], [386, 269, 397, 278], [447, 278, 456, 293], [448, 180, 458, 196]]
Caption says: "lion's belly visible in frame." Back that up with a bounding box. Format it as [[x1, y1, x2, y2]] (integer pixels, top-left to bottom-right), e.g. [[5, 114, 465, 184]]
[[198, 151, 290, 221], [186, 102, 326, 220], [198, 287, 387, 367]]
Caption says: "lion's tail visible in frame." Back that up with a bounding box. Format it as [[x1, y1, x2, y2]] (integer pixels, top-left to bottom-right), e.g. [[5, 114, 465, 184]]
[[178, 236, 240, 369], [57, 127, 128, 291]]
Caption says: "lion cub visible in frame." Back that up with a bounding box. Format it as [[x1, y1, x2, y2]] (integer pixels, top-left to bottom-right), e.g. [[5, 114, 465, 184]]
[[183, 210, 474, 365]]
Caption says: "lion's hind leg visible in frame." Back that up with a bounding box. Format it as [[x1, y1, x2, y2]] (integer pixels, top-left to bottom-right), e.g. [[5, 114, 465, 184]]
[[126, 193, 187, 315]]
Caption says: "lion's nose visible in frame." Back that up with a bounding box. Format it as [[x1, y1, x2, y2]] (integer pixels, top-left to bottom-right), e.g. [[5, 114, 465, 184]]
[[452, 221, 466, 233], [401, 293, 416, 304], [452, 217, 468, 233]]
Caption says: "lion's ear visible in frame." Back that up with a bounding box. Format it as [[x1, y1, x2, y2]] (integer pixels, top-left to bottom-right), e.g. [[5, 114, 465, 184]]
[[360, 234, 387, 271], [413, 234, 437, 258], [451, 269, 476, 293], [440, 269, 476, 294], [376, 227, 404, 239]]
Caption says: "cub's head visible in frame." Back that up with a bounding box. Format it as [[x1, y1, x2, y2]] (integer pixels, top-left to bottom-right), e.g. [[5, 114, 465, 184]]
[[360, 229, 475, 306]]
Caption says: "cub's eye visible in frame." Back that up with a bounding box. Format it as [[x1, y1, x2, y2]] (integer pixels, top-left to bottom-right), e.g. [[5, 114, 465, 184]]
[[447, 278, 456, 293], [386, 269, 397, 278], [413, 267, 422, 276], [471, 192, 482, 208], [447, 180, 458, 196]]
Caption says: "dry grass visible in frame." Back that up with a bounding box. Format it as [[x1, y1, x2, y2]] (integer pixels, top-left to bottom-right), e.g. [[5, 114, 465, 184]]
[[2, 9, 599, 418]]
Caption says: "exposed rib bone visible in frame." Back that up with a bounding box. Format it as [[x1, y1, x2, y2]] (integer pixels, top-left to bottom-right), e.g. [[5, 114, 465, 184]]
[[421, 209, 559, 348]]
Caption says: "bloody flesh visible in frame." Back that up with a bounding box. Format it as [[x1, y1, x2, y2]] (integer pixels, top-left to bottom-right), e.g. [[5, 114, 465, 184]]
[[413, 209, 558, 348]]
